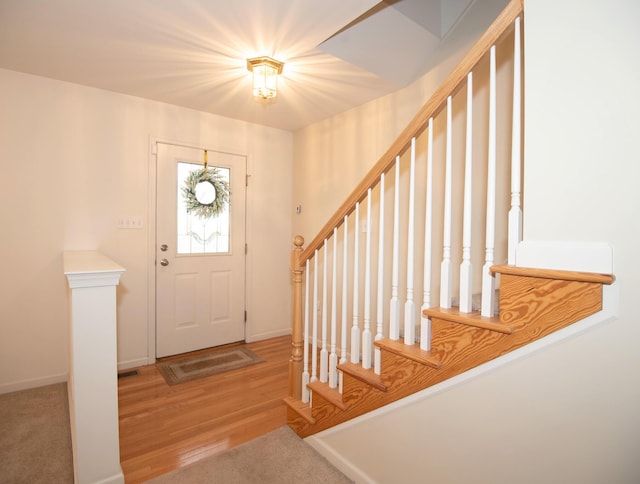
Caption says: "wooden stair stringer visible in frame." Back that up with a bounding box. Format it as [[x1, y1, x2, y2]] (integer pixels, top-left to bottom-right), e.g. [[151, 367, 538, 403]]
[[287, 268, 613, 437]]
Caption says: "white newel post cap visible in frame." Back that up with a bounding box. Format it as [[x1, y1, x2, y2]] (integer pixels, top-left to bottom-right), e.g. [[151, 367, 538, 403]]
[[64, 250, 125, 288]]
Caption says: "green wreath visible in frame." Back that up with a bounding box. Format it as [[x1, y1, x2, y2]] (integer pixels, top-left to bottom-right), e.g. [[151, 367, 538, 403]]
[[181, 168, 230, 219]]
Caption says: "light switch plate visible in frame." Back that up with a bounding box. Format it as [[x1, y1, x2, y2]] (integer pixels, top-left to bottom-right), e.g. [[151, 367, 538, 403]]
[[117, 215, 143, 229]]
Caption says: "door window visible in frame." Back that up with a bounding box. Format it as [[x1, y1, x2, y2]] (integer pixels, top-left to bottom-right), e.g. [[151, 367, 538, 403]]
[[176, 161, 231, 255]]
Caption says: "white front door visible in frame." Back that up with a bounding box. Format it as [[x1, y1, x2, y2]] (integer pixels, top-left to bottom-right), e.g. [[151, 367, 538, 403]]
[[156, 143, 246, 358]]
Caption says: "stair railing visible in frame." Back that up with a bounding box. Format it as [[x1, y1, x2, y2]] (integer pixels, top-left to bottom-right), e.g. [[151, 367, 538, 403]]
[[289, 0, 524, 400]]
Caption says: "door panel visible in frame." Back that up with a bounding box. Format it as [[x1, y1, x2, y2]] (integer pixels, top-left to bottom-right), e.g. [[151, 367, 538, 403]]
[[210, 270, 231, 321], [156, 143, 246, 357]]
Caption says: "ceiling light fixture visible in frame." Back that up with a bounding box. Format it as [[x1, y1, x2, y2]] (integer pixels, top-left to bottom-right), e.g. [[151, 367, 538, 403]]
[[246, 56, 284, 100]]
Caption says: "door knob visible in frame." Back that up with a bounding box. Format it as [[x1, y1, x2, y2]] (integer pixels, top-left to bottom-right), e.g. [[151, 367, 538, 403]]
[[160, 259, 169, 266]]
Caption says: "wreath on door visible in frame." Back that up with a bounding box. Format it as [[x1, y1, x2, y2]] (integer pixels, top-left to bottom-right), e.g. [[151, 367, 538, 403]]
[[181, 167, 230, 219]]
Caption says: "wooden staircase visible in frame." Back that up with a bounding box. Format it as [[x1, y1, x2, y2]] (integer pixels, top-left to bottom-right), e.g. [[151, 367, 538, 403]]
[[282, 0, 615, 440], [285, 265, 614, 438]]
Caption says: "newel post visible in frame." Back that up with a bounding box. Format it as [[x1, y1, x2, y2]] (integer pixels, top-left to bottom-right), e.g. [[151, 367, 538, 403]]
[[289, 235, 305, 398]]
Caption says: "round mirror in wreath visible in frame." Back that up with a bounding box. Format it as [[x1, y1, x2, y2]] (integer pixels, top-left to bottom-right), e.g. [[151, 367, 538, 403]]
[[194, 180, 216, 205], [182, 168, 229, 219]]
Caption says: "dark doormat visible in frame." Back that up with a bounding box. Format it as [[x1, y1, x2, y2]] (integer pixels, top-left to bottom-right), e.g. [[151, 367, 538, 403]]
[[157, 346, 264, 385]]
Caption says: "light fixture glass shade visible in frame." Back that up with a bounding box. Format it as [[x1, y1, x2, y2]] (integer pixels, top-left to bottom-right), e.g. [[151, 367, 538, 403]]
[[247, 56, 284, 100]]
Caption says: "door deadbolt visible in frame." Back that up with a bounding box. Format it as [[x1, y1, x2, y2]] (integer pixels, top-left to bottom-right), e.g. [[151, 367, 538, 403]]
[[160, 244, 168, 251]]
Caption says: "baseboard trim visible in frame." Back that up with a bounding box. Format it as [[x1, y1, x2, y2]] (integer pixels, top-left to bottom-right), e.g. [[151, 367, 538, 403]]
[[93, 469, 125, 484], [305, 435, 376, 484], [245, 328, 291, 343], [117, 357, 150, 371], [0, 372, 68, 395]]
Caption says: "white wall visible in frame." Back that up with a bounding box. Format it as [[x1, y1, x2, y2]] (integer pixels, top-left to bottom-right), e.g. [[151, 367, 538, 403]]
[[0, 68, 292, 392], [306, 1, 640, 483], [292, 0, 511, 242]]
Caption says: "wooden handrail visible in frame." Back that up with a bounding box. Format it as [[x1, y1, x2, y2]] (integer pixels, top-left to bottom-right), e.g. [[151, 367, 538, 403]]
[[300, 0, 524, 264]]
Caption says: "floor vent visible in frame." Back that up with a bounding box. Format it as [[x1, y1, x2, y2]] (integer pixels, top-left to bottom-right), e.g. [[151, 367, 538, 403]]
[[117, 370, 139, 379]]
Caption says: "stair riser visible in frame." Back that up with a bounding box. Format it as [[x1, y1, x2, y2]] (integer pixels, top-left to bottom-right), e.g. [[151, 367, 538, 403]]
[[499, 274, 603, 328], [287, 406, 314, 436]]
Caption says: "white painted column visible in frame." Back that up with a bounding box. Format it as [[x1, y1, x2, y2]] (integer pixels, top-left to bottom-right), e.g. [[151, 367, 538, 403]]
[[389, 157, 401, 341], [420, 118, 435, 351], [508, 16, 523, 265], [320, 241, 329, 383], [311, 251, 319, 383], [482, 46, 498, 318], [329, 229, 338, 388], [440, 98, 453, 309], [302, 259, 311, 403], [362, 189, 373, 369], [460, 74, 474, 313], [404, 138, 417, 345], [64, 251, 125, 484], [374, 173, 385, 374], [350, 203, 361, 364], [339, 215, 348, 393]]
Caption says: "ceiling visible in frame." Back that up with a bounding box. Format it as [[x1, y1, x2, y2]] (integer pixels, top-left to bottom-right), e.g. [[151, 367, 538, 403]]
[[0, 0, 472, 132]]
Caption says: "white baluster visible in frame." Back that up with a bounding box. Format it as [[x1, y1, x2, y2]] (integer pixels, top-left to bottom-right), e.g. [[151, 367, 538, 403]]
[[311, 250, 319, 383], [339, 215, 348, 393], [350, 202, 361, 363], [362, 189, 373, 369], [440, 97, 453, 310], [420, 118, 434, 351], [404, 138, 417, 345], [460, 74, 474, 313], [508, 16, 523, 265], [302, 259, 310, 403], [482, 46, 497, 318], [389, 156, 401, 340], [329, 228, 338, 388], [320, 241, 329, 382], [375, 173, 385, 374]]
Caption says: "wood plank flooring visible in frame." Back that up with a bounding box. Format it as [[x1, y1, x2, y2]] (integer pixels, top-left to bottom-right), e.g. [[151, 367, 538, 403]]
[[118, 335, 291, 483]]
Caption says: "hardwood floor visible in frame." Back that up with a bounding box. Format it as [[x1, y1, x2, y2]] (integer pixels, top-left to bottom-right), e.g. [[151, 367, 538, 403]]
[[118, 335, 291, 483]]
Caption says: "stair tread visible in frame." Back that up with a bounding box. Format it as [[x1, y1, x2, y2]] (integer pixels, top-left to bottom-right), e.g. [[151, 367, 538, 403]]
[[375, 338, 441, 368], [308, 381, 348, 411], [491, 264, 615, 285], [424, 307, 513, 334], [283, 396, 315, 424], [338, 362, 388, 392]]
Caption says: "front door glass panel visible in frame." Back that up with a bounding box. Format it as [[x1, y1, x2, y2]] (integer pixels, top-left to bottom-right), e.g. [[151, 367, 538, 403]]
[[176, 162, 231, 254]]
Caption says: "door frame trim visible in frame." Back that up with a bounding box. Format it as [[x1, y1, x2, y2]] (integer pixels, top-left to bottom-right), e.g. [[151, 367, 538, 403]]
[[147, 136, 249, 364]]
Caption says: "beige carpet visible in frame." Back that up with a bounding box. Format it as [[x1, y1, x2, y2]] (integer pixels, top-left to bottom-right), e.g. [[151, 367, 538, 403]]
[[0, 383, 74, 484], [1, 384, 352, 484], [146, 426, 353, 484]]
